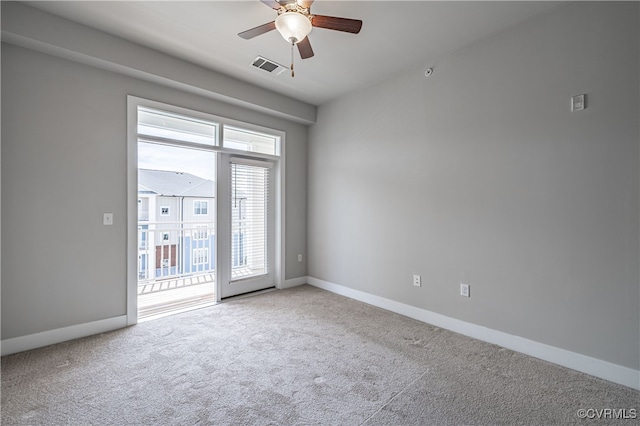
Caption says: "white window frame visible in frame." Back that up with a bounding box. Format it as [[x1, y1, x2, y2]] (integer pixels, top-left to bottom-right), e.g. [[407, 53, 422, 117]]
[[138, 106, 218, 147], [127, 96, 286, 325], [223, 125, 280, 155]]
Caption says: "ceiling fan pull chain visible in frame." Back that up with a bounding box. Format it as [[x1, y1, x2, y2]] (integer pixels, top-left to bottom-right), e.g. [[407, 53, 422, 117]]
[[290, 41, 295, 78]]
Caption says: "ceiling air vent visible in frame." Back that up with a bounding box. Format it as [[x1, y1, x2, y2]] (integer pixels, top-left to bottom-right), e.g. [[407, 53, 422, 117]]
[[252, 56, 287, 76]]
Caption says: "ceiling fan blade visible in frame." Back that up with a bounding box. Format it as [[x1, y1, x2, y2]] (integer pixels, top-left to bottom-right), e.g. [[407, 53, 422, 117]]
[[312, 15, 363, 34], [297, 36, 314, 59], [297, 0, 314, 8], [238, 21, 276, 40], [260, 0, 282, 10]]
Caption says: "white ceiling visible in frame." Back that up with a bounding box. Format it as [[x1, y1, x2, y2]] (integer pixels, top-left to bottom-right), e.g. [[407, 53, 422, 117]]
[[25, 1, 561, 106]]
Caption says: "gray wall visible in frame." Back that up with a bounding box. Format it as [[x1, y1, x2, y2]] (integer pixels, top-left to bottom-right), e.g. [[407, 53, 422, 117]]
[[308, 1, 639, 369], [1, 42, 308, 339]]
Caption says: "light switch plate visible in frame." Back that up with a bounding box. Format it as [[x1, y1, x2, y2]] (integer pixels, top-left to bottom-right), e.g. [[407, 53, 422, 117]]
[[103, 213, 113, 226]]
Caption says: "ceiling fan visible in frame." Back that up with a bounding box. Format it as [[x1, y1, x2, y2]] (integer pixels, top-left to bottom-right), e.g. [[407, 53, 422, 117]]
[[238, 0, 363, 76]]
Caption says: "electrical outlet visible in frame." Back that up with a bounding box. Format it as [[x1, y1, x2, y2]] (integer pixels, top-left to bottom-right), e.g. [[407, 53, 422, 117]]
[[298, 254, 303, 262], [460, 283, 470, 297], [413, 274, 421, 287], [571, 94, 586, 112]]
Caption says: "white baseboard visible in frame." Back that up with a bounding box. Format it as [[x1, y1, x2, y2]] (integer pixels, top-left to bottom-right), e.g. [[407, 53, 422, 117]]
[[280, 276, 307, 289], [307, 276, 640, 391], [1, 315, 128, 356]]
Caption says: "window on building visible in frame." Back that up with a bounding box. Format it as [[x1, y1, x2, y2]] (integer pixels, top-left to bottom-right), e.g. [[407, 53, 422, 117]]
[[193, 248, 208, 265], [194, 225, 208, 240], [194, 200, 208, 215], [160, 206, 170, 216]]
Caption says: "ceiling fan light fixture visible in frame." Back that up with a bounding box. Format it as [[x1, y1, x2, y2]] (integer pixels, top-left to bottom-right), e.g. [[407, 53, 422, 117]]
[[275, 12, 312, 44]]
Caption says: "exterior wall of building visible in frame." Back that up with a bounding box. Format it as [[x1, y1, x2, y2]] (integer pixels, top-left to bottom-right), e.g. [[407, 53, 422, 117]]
[[137, 195, 216, 280]]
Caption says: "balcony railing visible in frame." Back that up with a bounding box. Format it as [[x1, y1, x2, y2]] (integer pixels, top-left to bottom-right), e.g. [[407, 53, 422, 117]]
[[138, 221, 215, 285]]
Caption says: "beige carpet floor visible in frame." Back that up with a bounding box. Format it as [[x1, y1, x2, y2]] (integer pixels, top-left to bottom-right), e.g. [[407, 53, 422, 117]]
[[1, 285, 638, 425]]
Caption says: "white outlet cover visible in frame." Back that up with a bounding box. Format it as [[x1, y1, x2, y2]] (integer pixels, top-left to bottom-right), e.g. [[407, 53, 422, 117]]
[[571, 94, 586, 111], [460, 283, 470, 297], [413, 275, 421, 287]]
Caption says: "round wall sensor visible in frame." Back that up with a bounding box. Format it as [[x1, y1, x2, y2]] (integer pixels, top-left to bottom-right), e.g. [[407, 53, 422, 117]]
[[425, 68, 433, 77]]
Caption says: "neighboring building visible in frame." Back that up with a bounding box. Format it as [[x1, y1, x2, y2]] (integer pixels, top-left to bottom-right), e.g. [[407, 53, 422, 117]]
[[138, 169, 216, 281]]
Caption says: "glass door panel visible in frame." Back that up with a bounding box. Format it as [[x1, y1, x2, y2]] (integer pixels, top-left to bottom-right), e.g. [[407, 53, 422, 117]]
[[218, 156, 275, 298]]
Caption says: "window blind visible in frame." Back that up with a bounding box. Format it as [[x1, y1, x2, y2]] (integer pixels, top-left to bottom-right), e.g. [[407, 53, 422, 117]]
[[230, 161, 270, 280]]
